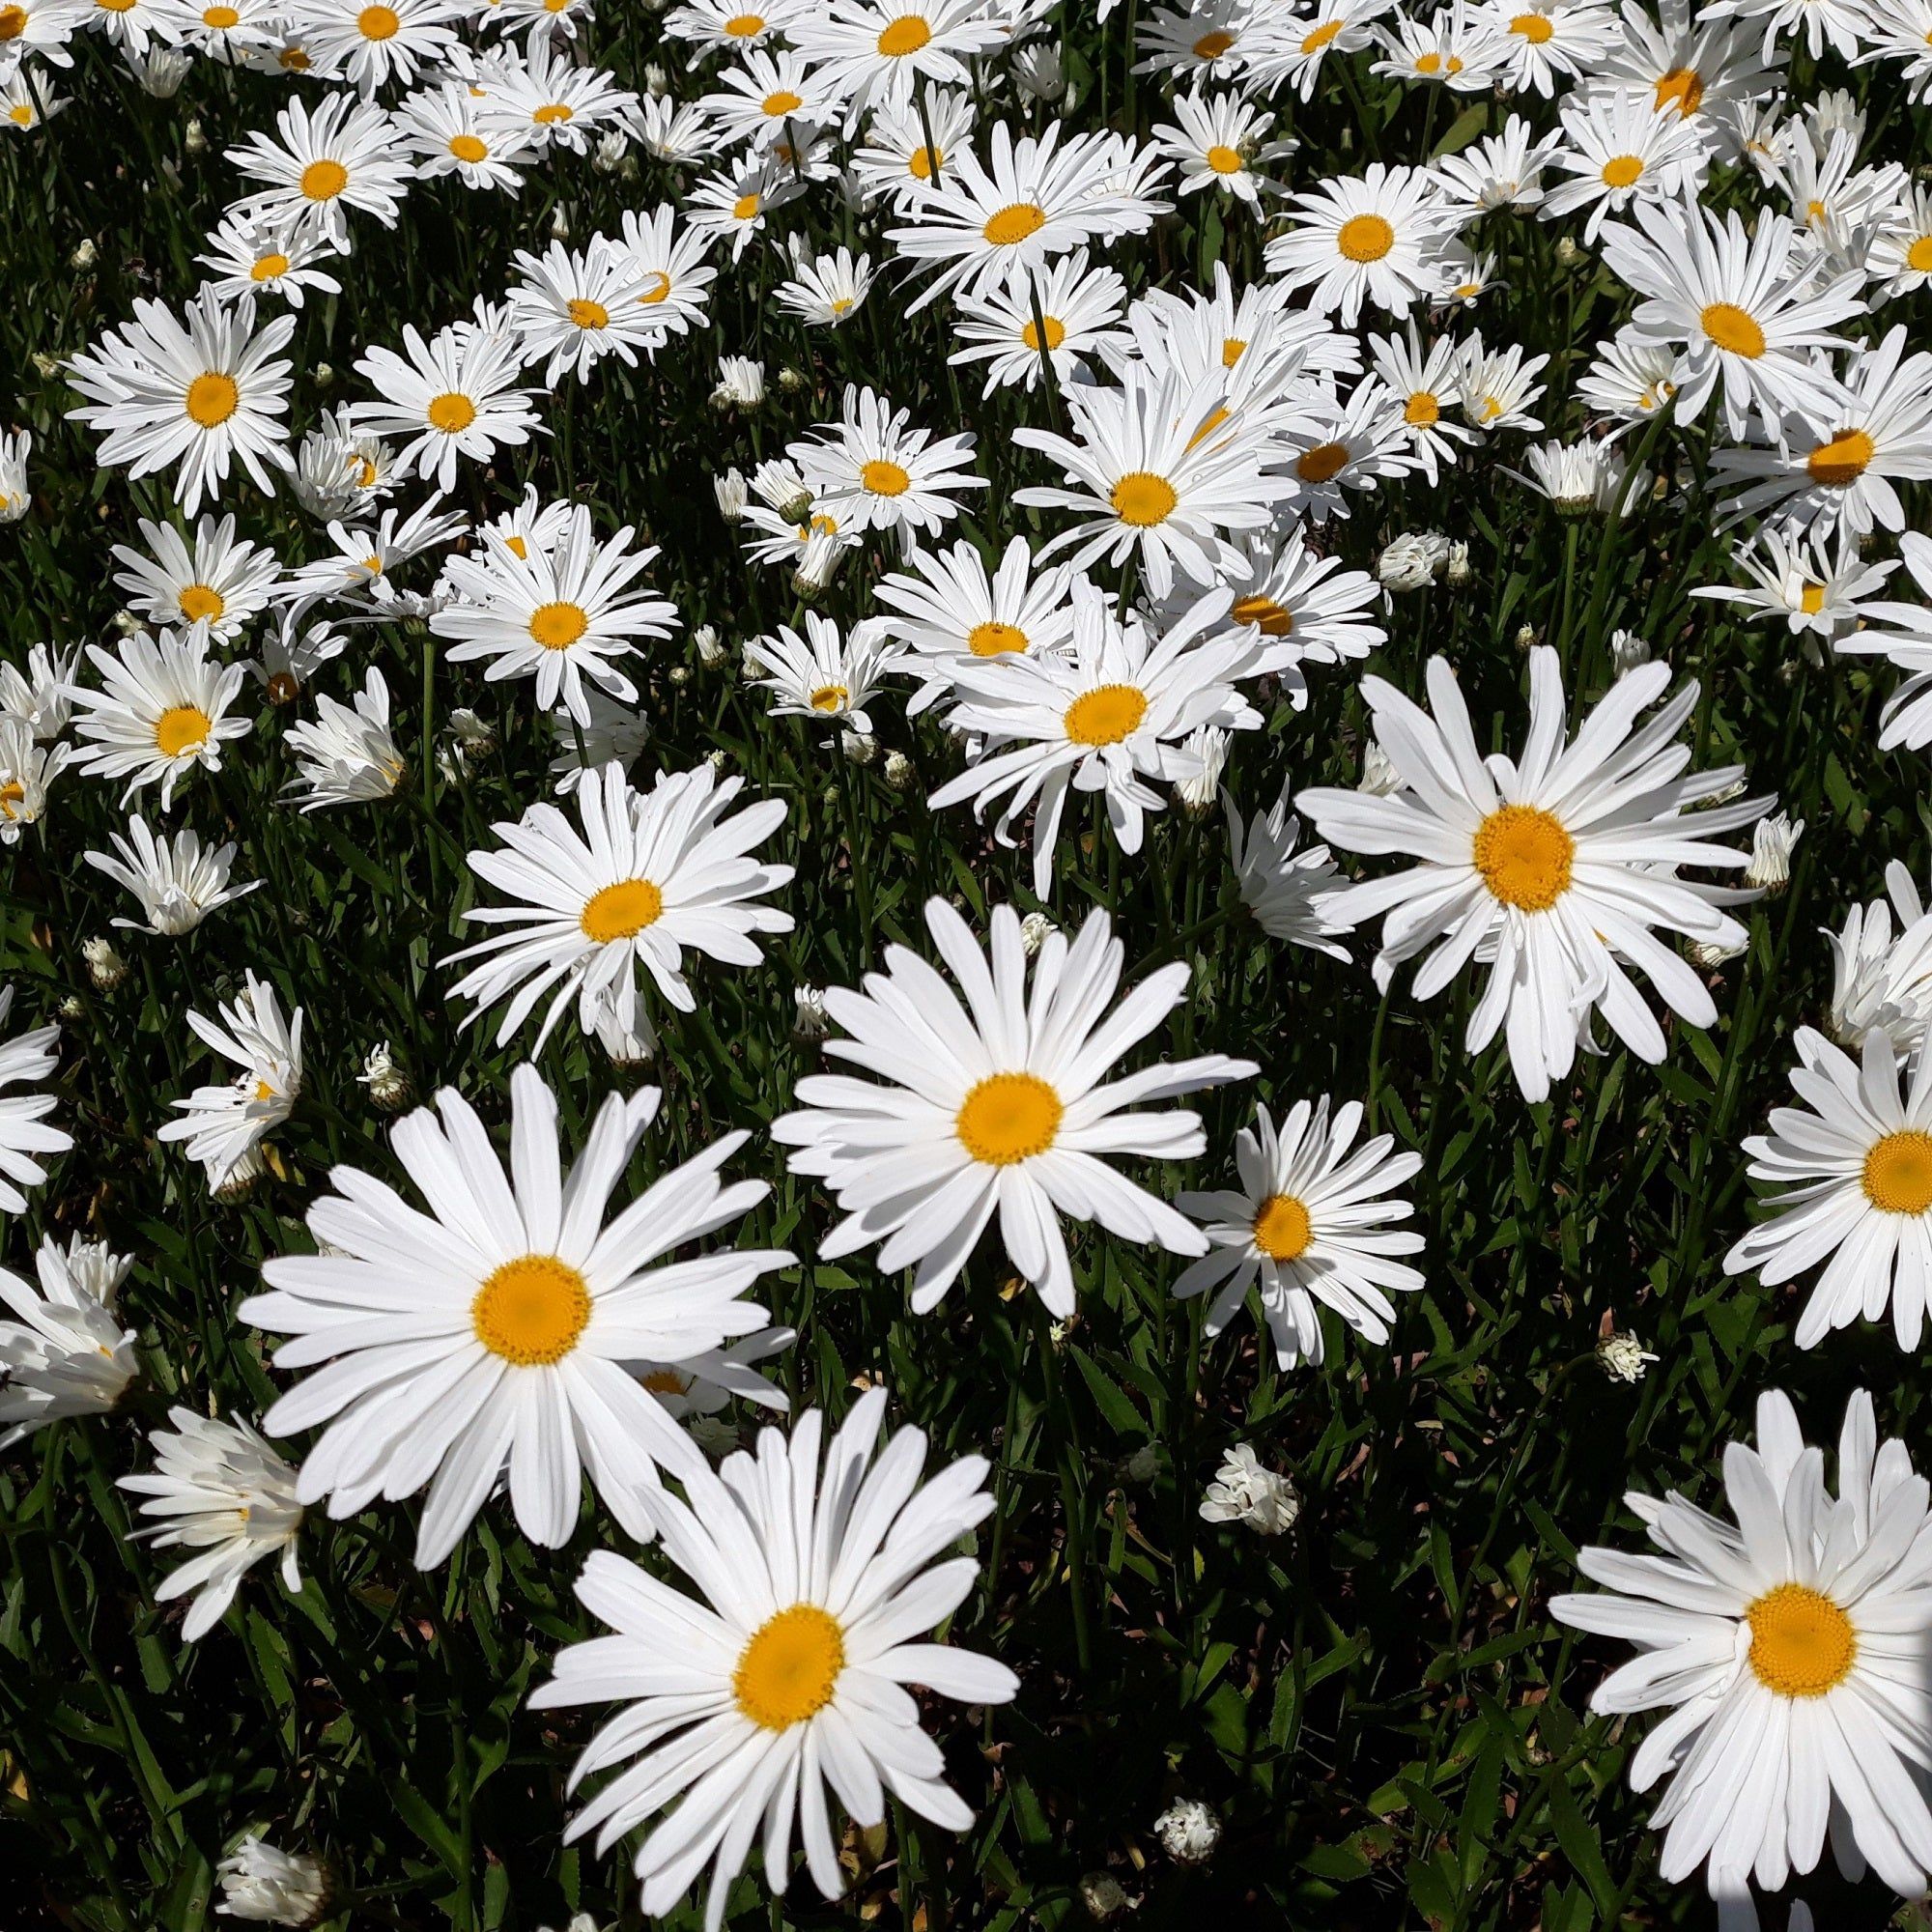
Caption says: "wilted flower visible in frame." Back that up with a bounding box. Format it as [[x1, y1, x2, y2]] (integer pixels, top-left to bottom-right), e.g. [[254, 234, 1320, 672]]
[[283, 669, 406, 810], [213, 1837, 328, 1927], [710, 355, 765, 410], [1377, 531, 1449, 591], [1199, 1443, 1299, 1535], [82, 936, 129, 990], [713, 468, 749, 523], [1610, 629, 1653, 676], [1596, 1331, 1659, 1383], [357, 1041, 412, 1112], [1153, 1797, 1223, 1865], [792, 983, 829, 1039]]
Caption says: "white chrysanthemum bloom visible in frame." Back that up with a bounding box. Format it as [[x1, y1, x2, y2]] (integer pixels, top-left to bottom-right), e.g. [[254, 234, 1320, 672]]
[[446, 760, 794, 1051], [0, 985, 71, 1212], [1377, 529, 1449, 590], [530, 1388, 1018, 1932], [1597, 197, 1861, 440], [928, 579, 1262, 898], [1151, 88, 1294, 205], [1823, 863, 1932, 1054], [746, 611, 901, 735], [213, 1836, 329, 1927], [480, 38, 640, 155], [949, 248, 1129, 398], [1541, 83, 1714, 242], [1365, 328, 1478, 485], [1577, 327, 1682, 426], [110, 514, 282, 644], [196, 213, 344, 312], [1693, 527, 1893, 653], [1298, 648, 1771, 1103], [1199, 1443, 1298, 1534], [0, 427, 31, 521], [1264, 163, 1463, 327], [156, 973, 303, 1190], [773, 897, 1257, 1315], [1432, 114, 1563, 212], [284, 0, 464, 96], [1227, 783, 1350, 960], [0, 716, 70, 842], [1508, 438, 1651, 517], [225, 94, 412, 251], [85, 814, 261, 936], [283, 495, 468, 612], [1744, 811, 1804, 894], [66, 289, 296, 516], [1724, 1028, 1932, 1350], [506, 236, 669, 386], [433, 504, 678, 727], [119, 1408, 303, 1641], [1152, 1796, 1223, 1864], [288, 406, 395, 523], [0, 1236, 137, 1448], [1176, 1097, 1424, 1366], [242, 1065, 794, 1567], [1551, 1389, 1932, 1925], [282, 668, 406, 810], [396, 81, 540, 195], [1454, 331, 1548, 435], [67, 627, 251, 811], [788, 0, 1006, 119], [884, 121, 1170, 313], [791, 384, 984, 552], [773, 243, 876, 327], [545, 687, 649, 797], [1013, 369, 1299, 600], [349, 322, 540, 495], [0, 639, 75, 740]]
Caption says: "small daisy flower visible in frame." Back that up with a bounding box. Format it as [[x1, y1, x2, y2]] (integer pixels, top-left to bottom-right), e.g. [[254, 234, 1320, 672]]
[[0, 1236, 137, 1449], [283, 0, 463, 96], [791, 384, 984, 551], [787, 0, 1008, 121], [1227, 784, 1351, 960], [84, 814, 261, 936], [506, 236, 668, 385], [110, 514, 281, 644], [0, 985, 73, 1214], [225, 93, 412, 252], [196, 214, 344, 310], [1151, 89, 1294, 205], [479, 38, 639, 153], [774, 244, 876, 327], [1264, 163, 1463, 327], [746, 611, 901, 735], [850, 85, 976, 208], [283, 667, 406, 810], [0, 717, 69, 842], [349, 321, 542, 494], [68, 627, 251, 811], [1541, 85, 1714, 242], [395, 80, 539, 194], [1430, 114, 1563, 213], [156, 973, 302, 1191]]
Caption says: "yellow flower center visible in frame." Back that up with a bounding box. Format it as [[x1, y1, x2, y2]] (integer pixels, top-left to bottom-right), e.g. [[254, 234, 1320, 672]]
[[639, 272, 671, 304], [1473, 804, 1574, 911], [300, 157, 349, 201], [426, 391, 477, 434], [1406, 390, 1440, 426], [724, 11, 763, 33], [449, 132, 489, 163], [534, 101, 575, 124], [185, 373, 239, 428], [862, 458, 911, 497], [1415, 50, 1442, 71], [1800, 582, 1826, 614], [1746, 1584, 1856, 1698], [1654, 66, 1705, 115], [982, 201, 1046, 246], [762, 88, 803, 116], [202, 4, 239, 24], [1600, 154, 1644, 188], [528, 601, 589, 649], [732, 190, 763, 221], [1510, 11, 1553, 37], [1862, 1129, 1932, 1213], [1206, 143, 1243, 175], [641, 1367, 692, 1394], [1296, 441, 1350, 483], [567, 297, 610, 329], [877, 14, 929, 54], [280, 45, 311, 69], [1064, 683, 1149, 746], [357, 2, 398, 37], [1221, 336, 1246, 367], [178, 583, 226, 624], [908, 143, 942, 179], [1253, 1193, 1313, 1262], [250, 252, 291, 281], [1907, 235, 1932, 272], [1232, 593, 1293, 637], [1110, 470, 1178, 526], [97, 0, 139, 11], [1700, 301, 1766, 358], [1806, 428, 1875, 486], [580, 877, 664, 943], [1193, 27, 1234, 56], [955, 1071, 1064, 1164], [471, 1254, 591, 1366], [0, 1, 24, 26], [154, 704, 213, 758], [809, 683, 849, 713], [1301, 18, 1341, 49], [967, 621, 1028, 657], [1021, 315, 1065, 352], [1337, 213, 1395, 262], [7, 103, 29, 124], [0, 781, 27, 818], [733, 1605, 844, 1730]]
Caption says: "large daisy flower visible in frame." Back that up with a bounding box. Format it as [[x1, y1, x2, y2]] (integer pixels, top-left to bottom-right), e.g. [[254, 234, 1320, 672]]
[[241, 1065, 794, 1567], [772, 897, 1257, 1315], [1297, 647, 1770, 1103], [531, 1389, 1017, 1931]]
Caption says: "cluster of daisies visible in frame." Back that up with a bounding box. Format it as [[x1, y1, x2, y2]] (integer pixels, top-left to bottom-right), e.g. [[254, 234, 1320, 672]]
[[7, 0, 1932, 1924]]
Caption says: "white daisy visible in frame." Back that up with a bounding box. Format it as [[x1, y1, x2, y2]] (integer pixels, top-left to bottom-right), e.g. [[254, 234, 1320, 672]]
[[156, 972, 303, 1189], [745, 613, 901, 735], [85, 813, 260, 936], [0, 716, 70, 842], [68, 627, 251, 810], [282, 0, 463, 96], [947, 248, 1128, 396], [791, 384, 984, 551], [225, 93, 412, 251], [1542, 84, 1714, 242], [1264, 163, 1463, 327], [0, 1236, 137, 1449], [773, 245, 876, 327], [109, 513, 281, 643], [505, 236, 668, 387], [196, 214, 344, 310], [283, 667, 406, 810], [786, 0, 1008, 121], [1823, 861, 1932, 1054], [0, 984, 72, 1214], [349, 321, 542, 495], [1151, 89, 1294, 205], [395, 81, 539, 194], [1227, 782, 1352, 960]]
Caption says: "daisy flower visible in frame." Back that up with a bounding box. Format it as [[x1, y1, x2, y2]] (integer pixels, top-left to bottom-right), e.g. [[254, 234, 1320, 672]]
[[885, 121, 1170, 312], [349, 321, 542, 494], [0, 639, 72, 740], [1369, 3, 1510, 89], [0, 426, 26, 521], [1270, 376, 1417, 524], [0, 0, 84, 68], [662, 0, 798, 52], [613, 205, 718, 346], [1577, 327, 1682, 427], [1133, 0, 1263, 80], [0, 984, 71, 1214], [745, 612, 900, 735], [531, 1389, 1017, 1930], [395, 82, 539, 194], [1455, 332, 1548, 435], [1430, 114, 1563, 213], [1869, 182, 1932, 299], [773, 245, 876, 327], [118, 1409, 302, 1642], [791, 384, 984, 551], [1228, 784, 1352, 959], [0, 717, 69, 843], [289, 405, 396, 523], [1244, 0, 1390, 99], [1176, 1097, 1424, 1366], [849, 86, 976, 207], [1823, 861, 1932, 1055], [636, 94, 718, 166], [195, 214, 344, 310], [225, 93, 412, 251], [1486, 0, 1620, 94], [1598, 197, 1859, 439], [927, 580, 1262, 897], [283, 668, 406, 810], [68, 627, 251, 811], [787, 0, 1008, 120], [282, 0, 462, 95], [84, 814, 260, 937], [1550, 1388, 1932, 1920], [240, 1065, 795, 1566], [1012, 367, 1298, 599], [1192, 528, 1388, 681], [1541, 85, 1714, 242], [1835, 534, 1932, 752], [163, 0, 285, 60], [505, 237, 668, 385], [445, 759, 795, 1051], [947, 248, 1128, 396], [771, 897, 1258, 1315], [156, 973, 302, 1190], [1367, 328, 1478, 483], [283, 494, 467, 610], [701, 46, 837, 152], [432, 504, 679, 726], [1264, 163, 1463, 326], [1691, 526, 1894, 648], [1297, 648, 1771, 1104], [1593, 0, 1784, 152], [478, 38, 639, 153], [685, 158, 804, 262], [1509, 437, 1653, 516], [109, 513, 281, 644], [1150, 89, 1294, 205], [0, 1237, 136, 1449], [870, 535, 1075, 712], [66, 289, 296, 515]]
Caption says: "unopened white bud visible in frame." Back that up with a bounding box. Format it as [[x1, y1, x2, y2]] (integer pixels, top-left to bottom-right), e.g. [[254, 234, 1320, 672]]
[[83, 936, 129, 990], [1745, 811, 1803, 895]]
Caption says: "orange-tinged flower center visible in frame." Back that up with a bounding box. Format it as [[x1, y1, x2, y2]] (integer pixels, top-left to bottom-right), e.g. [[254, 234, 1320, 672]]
[[581, 877, 664, 943], [1806, 428, 1875, 487], [733, 1605, 844, 1729], [1473, 804, 1574, 911], [185, 373, 239, 427], [1746, 1584, 1856, 1698], [1253, 1193, 1313, 1261], [1064, 683, 1149, 747], [1863, 1130, 1932, 1213], [955, 1072, 1064, 1164], [1337, 213, 1395, 262], [1700, 301, 1766, 358], [1110, 470, 1178, 526], [471, 1254, 590, 1366]]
